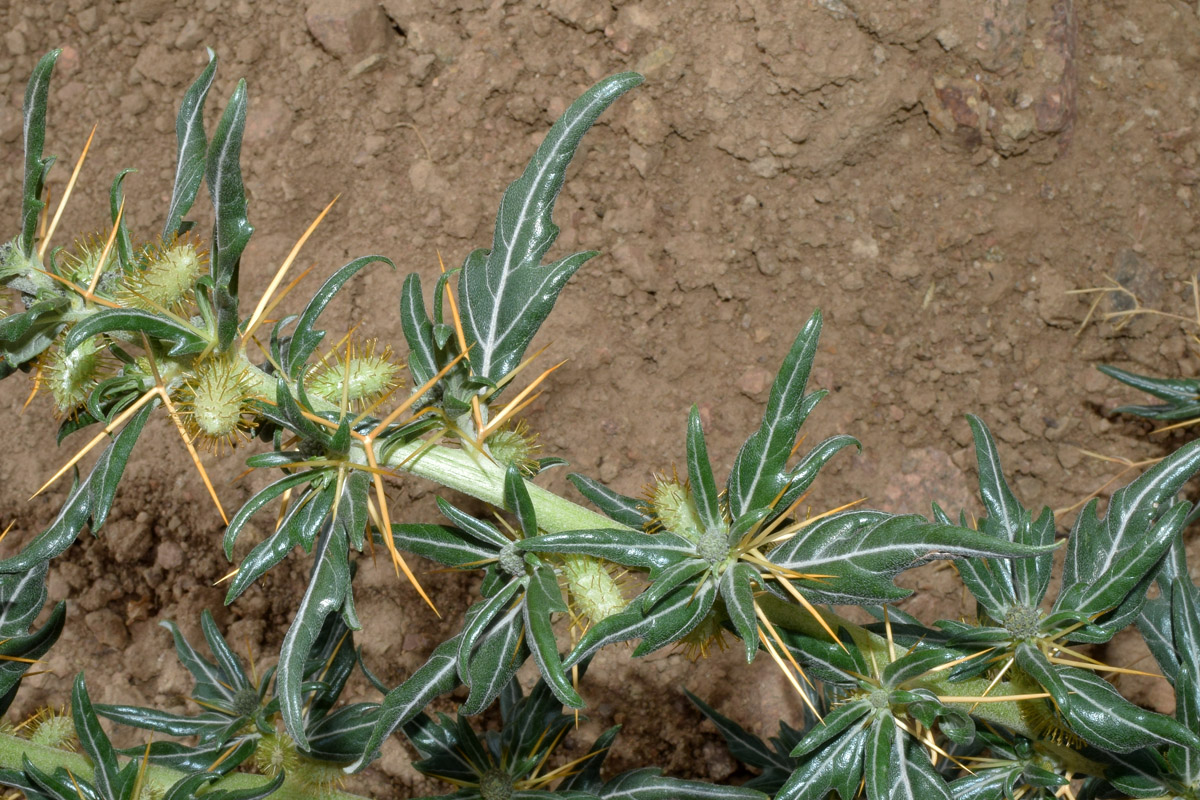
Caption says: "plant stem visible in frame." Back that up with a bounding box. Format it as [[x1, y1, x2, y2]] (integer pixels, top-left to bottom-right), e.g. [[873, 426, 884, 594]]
[[382, 439, 628, 535], [0, 733, 371, 799]]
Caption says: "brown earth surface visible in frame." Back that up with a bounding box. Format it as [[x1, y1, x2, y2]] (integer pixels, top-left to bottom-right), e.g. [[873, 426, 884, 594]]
[[1, 0, 1200, 796]]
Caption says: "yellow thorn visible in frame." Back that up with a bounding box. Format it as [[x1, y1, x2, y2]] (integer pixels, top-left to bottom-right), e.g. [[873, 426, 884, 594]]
[[39, 124, 96, 261], [924, 647, 997, 673], [243, 195, 339, 343], [158, 387, 228, 525], [967, 656, 1015, 713], [487, 342, 552, 396], [22, 368, 42, 412], [0, 520, 15, 548], [362, 434, 440, 616], [32, 388, 160, 498], [33, 267, 121, 308], [213, 567, 240, 587], [367, 351, 467, 436], [761, 562, 849, 654], [755, 620, 822, 722], [937, 692, 1052, 703], [481, 360, 565, 440], [131, 737, 153, 800], [66, 769, 86, 800], [256, 265, 314, 328], [86, 196, 124, 296], [883, 605, 896, 663], [762, 498, 869, 548]]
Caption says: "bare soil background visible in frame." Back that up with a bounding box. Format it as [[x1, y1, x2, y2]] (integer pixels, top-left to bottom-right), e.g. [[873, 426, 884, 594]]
[[1, 0, 1199, 796]]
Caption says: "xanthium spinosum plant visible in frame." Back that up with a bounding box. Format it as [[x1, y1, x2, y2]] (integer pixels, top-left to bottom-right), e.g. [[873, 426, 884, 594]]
[[1, 47, 1200, 800]]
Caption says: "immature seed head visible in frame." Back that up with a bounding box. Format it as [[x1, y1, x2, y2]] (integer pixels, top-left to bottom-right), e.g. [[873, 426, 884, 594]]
[[478, 768, 514, 800], [498, 541, 525, 577], [26, 707, 76, 750], [678, 609, 729, 661], [254, 729, 299, 778], [59, 234, 116, 292], [230, 686, 260, 718], [118, 237, 207, 313], [562, 553, 627, 627], [696, 526, 729, 568], [1003, 606, 1041, 641], [869, 689, 891, 710], [40, 337, 112, 416], [178, 355, 259, 451], [485, 420, 540, 476], [306, 338, 401, 410], [646, 474, 704, 543]]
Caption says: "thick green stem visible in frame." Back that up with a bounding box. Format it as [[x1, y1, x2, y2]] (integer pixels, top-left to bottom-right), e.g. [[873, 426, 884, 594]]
[[0, 733, 369, 799], [382, 439, 628, 535]]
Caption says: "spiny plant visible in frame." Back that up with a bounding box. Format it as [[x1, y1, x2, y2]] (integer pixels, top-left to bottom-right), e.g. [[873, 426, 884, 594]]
[[2, 46, 1200, 800]]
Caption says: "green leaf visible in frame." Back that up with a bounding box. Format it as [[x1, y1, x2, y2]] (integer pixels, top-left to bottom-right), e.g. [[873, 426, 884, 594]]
[[352, 634, 463, 772], [520, 529, 693, 574], [567, 473, 652, 529], [599, 767, 767, 799], [206, 78, 251, 349], [1014, 642, 1073, 713], [1056, 664, 1200, 752], [277, 525, 350, 749], [161, 772, 221, 800], [19, 51, 60, 259], [108, 168, 136, 270], [524, 563, 580, 707], [130, 738, 255, 774], [223, 470, 316, 558], [774, 433, 861, 513], [462, 606, 528, 715], [686, 406, 722, 532], [0, 562, 50, 635], [306, 702, 380, 763], [390, 523, 497, 568], [791, 699, 871, 758], [720, 562, 759, 662], [285, 255, 393, 378], [0, 602, 64, 708], [164, 48, 217, 240], [201, 771, 285, 800], [71, 674, 120, 798], [1098, 364, 1200, 421], [436, 497, 511, 550], [504, 464, 538, 539], [769, 513, 1055, 606], [62, 309, 208, 357], [399, 272, 439, 387], [727, 310, 823, 519], [457, 578, 524, 683], [887, 720, 952, 800], [640, 560, 709, 612], [1055, 439, 1200, 620], [779, 729, 867, 800], [863, 714, 892, 800], [95, 704, 230, 739], [0, 402, 153, 573], [458, 72, 643, 384], [159, 618, 239, 709], [632, 578, 718, 657]]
